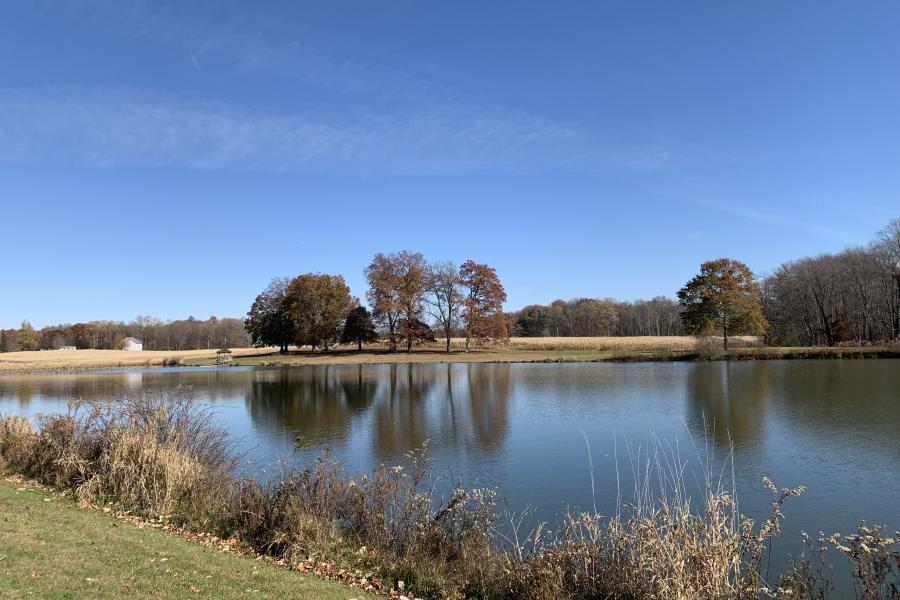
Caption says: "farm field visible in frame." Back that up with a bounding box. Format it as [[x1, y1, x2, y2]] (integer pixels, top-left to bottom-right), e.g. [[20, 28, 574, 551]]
[[0, 348, 266, 372], [2, 337, 897, 373]]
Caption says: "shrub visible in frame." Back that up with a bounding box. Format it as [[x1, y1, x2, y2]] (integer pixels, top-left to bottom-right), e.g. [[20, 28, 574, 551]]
[[0, 390, 231, 526], [228, 445, 496, 596], [0, 414, 36, 473], [2, 398, 897, 599]]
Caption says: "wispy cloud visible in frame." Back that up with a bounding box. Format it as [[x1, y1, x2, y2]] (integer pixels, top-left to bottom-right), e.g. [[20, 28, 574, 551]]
[[43, 0, 465, 105], [187, 46, 203, 75], [4, 2, 681, 176], [0, 86, 605, 175], [689, 198, 857, 243]]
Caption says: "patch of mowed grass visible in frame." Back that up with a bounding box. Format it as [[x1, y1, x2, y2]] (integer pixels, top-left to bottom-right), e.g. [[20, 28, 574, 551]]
[[0, 479, 367, 600]]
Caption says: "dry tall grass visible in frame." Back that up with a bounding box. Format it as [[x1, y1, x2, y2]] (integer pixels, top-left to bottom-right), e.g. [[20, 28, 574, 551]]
[[0, 348, 267, 372], [0, 391, 232, 525], [1, 394, 896, 599]]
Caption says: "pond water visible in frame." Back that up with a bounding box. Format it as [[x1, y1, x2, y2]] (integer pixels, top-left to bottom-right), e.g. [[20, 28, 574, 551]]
[[2, 360, 898, 585]]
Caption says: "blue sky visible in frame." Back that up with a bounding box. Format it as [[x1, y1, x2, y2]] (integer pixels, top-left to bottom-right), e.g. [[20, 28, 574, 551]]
[[1, 1, 898, 329]]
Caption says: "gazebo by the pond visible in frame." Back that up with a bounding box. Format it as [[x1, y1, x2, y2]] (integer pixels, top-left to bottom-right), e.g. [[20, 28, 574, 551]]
[[216, 348, 233, 365]]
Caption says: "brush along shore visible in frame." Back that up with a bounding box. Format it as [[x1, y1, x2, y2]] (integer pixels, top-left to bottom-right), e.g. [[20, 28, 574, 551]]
[[2, 391, 898, 599]]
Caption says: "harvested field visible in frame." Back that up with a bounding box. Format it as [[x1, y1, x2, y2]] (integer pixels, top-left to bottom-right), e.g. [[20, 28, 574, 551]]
[[0, 348, 271, 373], [4, 337, 893, 373]]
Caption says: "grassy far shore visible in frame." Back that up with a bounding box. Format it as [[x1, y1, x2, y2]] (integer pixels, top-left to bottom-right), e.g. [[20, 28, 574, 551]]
[[0, 477, 371, 600], [1, 338, 898, 373], [181, 345, 900, 367]]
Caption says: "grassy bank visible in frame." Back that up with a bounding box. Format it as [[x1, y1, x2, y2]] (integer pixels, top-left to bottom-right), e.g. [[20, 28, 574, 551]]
[[182, 345, 900, 368], [2, 338, 897, 373], [2, 392, 898, 599], [0, 477, 369, 600]]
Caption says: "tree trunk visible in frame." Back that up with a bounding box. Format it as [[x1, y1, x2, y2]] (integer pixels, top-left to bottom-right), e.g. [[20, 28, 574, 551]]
[[723, 325, 728, 351], [358, 339, 362, 351]]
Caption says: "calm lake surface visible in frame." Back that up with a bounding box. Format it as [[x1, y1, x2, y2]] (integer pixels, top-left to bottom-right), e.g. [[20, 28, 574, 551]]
[[2, 360, 899, 577]]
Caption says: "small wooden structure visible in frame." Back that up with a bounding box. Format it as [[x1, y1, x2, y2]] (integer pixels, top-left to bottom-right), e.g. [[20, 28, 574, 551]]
[[216, 348, 233, 365]]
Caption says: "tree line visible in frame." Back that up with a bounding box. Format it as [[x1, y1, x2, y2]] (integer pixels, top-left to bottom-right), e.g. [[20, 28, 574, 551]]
[[761, 217, 900, 346], [669, 218, 900, 349], [0, 316, 250, 352], [245, 251, 507, 353], [510, 297, 684, 337], [6, 217, 896, 353]]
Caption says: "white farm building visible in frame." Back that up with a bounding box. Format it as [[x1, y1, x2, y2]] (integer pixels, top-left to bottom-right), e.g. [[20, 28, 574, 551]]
[[123, 337, 143, 351]]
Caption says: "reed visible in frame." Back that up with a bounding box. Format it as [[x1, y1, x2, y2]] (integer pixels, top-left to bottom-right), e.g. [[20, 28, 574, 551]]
[[1, 393, 897, 599]]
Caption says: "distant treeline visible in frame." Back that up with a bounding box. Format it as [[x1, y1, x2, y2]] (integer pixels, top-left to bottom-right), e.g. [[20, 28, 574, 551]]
[[4, 218, 897, 352], [762, 218, 900, 345], [509, 297, 684, 337], [508, 218, 900, 345], [0, 316, 250, 352]]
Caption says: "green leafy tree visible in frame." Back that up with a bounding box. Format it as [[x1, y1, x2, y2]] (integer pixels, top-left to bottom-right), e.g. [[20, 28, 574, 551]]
[[341, 306, 378, 351], [284, 273, 353, 351], [245, 278, 293, 352], [0, 330, 7, 352], [515, 306, 551, 337], [16, 320, 39, 351], [677, 258, 767, 350]]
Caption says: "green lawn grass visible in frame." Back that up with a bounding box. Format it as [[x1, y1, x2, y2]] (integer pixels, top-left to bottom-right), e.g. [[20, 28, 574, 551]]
[[0, 479, 368, 600]]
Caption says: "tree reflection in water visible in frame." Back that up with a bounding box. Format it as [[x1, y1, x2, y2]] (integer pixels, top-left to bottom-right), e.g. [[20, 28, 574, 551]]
[[685, 362, 771, 453]]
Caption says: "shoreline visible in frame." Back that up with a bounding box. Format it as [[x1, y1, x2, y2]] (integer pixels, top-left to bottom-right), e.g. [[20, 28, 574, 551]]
[[0, 476, 378, 599], [1, 345, 897, 375]]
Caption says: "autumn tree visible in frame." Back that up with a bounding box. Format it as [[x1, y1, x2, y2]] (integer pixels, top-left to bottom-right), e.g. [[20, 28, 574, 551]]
[[400, 318, 435, 346], [341, 306, 378, 351], [17, 320, 39, 351], [245, 277, 293, 352], [365, 253, 403, 352], [283, 273, 353, 351], [677, 258, 767, 350], [395, 251, 428, 352], [39, 326, 69, 350], [365, 251, 427, 353], [458, 260, 507, 350], [425, 260, 462, 352]]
